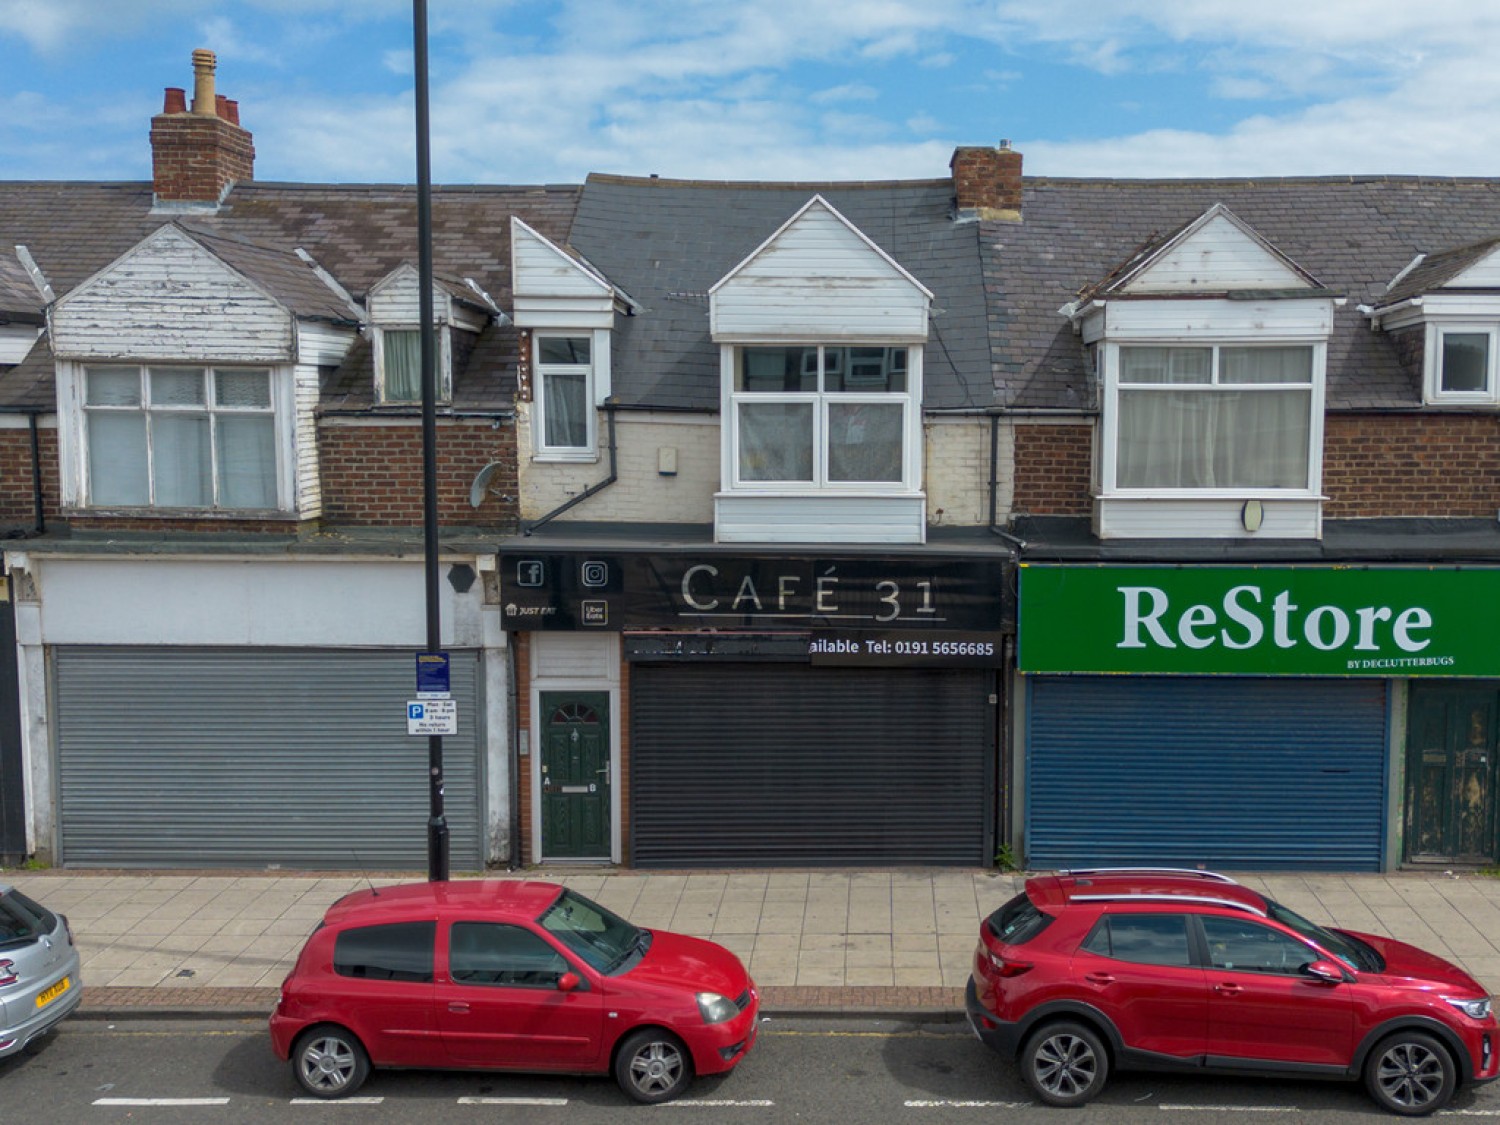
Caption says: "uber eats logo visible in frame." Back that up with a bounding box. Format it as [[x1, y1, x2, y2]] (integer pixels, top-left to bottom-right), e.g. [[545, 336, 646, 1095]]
[[1018, 566, 1485, 677]]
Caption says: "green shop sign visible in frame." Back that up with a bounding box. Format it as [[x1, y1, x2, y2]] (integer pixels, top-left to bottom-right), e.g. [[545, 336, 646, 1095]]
[[1019, 564, 1500, 677]]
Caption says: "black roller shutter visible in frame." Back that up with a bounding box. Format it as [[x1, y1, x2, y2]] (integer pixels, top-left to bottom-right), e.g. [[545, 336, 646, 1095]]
[[631, 663, 992, 867], [1026, 676, 1387, 872]]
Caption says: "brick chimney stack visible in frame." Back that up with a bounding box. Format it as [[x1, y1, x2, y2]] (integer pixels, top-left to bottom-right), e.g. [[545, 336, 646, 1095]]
[[950, 142, 1023, 222], [150, 49, 255, 209]]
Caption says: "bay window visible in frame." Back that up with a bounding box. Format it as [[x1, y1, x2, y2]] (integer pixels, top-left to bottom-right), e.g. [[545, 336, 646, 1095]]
[[1428, 325, 1497, 401], [731, 344, 911, 487], [1113, 344, 1314, 490], [83, 365, 279, 509]]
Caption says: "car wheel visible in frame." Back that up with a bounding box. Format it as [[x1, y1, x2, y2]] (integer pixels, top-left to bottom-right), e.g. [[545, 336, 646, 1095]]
[[292, 1025, 370, 1099], [1365, 1031, 1456, 1117], [614, 1027, 692, 1104], [1021, 1021, 1109, 1107]]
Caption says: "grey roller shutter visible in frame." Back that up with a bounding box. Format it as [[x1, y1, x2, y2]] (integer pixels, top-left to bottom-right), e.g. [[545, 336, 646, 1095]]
[[631, 664, 993, 867], [1026, 676, 1387, 872], [53, 647, 483, 870]]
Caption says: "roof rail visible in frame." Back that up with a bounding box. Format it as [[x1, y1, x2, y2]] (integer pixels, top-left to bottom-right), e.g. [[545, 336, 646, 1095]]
[[1056, 867, 1239, 885], [1069, 892, 1265, 917]]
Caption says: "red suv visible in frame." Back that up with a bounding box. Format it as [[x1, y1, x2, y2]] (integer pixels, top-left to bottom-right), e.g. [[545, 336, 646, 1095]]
[[967, 868, 1498, 1116], [270, 880, 758, 1103]]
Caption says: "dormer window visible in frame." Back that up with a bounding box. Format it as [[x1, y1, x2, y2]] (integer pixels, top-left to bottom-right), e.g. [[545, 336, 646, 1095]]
[[1429, 325, 1497, 401], [374, 325, 450, 405], [533, 334, 595, 456]]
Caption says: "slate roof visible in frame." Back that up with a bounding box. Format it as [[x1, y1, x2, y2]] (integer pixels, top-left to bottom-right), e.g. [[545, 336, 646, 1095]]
[[989, 176, 1500, 412], [1379, 236, 1500, 305], [567, 174, 994, 411], [0, 179, 580, 410], [0, 251, 43, 321]]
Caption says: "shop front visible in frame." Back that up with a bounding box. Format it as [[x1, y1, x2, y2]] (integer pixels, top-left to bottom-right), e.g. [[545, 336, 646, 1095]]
[[1017, 564, 1500, 871], [501, 547, 1011, 867]]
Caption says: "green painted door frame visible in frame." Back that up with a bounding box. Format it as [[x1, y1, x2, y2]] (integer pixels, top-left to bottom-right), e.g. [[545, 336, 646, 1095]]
[[1406, 684, 1499, 864], [539, 691, 611, 860]]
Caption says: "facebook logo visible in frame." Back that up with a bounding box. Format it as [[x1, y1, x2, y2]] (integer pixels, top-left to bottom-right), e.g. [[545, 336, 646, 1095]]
[[516, 560, 545, 587]]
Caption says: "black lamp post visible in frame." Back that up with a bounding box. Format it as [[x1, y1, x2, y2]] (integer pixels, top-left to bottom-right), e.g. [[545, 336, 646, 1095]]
[[413, 0, 448, 882]]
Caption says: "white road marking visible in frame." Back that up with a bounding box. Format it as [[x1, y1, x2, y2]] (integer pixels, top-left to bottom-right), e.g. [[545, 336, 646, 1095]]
[[456, 1096, 569, 1105], [906, 1100, 1031, 1108], [1159, 1106, 1299, 1113], [1438, 1112, 1500, 1117], [289, 1096, 386, 1104], [659, 1100, 777, 1107], [93, 1097, 231, 1106]]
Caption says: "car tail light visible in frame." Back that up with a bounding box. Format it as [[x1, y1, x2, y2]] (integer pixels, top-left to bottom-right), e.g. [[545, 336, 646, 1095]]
[[987, 950, 1033, 977], [0, 959, 17, 987]]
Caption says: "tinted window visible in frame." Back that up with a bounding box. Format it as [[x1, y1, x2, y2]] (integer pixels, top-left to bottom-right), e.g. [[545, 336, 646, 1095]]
[[0, 890, 55, 949], [1202, 916, 1317, 976], [333, 922, 434, 983], [450, 922, 571, 988], [1080, 914, 1192, 966], [985, 891, 1054, 946]]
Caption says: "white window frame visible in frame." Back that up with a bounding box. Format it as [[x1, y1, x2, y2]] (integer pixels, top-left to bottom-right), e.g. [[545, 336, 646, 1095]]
[[724, 343, 921, 492], [1099, 340, 1325, 497], [374, 325, 451, 405], [532, 330, 605, 462], [1424, 322, 1499, 403], [75, 362, 291, 511]]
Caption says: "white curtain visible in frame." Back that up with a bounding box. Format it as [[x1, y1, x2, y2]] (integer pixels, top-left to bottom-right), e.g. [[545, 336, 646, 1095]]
[[542, 370, 588, 448], [827, 402, 903, 482], [738, 401, 813, 481], [384, 330, 422, 402]]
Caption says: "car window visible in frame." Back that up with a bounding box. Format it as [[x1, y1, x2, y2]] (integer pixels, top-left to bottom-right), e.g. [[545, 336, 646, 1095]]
[[1080, 913, 1192, 966], [538, 888, 645, 974], [333, 921, 435, 983], [0, 890, 54, 949], [1201, 915, 1317, 976], [986, 891, 1054, 946], [450, 922, 572, 988]]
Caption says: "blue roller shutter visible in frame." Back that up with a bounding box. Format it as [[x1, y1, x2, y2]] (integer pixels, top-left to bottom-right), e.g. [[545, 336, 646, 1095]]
[[1026, 676, 1387, 872]]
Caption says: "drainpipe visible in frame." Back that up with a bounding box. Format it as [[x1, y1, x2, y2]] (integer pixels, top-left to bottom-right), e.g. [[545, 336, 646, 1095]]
[[523, 401, 619, 535]]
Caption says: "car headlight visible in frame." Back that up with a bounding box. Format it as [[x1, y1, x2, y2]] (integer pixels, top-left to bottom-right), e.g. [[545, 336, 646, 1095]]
[[697, 992, 739, 1024], [1444, 996, 1492, 1020]]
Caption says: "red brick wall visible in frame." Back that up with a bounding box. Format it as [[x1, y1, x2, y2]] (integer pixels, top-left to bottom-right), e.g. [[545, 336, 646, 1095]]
[[1013, 423, 1093, 515], [318, 419, 518, 526], [0, 427, 60, 529], [1324, 412, 1500, 517], [150, 113, 255, 202]]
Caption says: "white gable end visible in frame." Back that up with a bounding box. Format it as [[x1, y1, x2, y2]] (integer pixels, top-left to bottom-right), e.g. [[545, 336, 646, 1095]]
[[511, 217, 615, 329], [1446, 246, 1500, 289], [1119, 211, 1311, 294], [51, 225, 293, 362], [711, 197, 930, 342]]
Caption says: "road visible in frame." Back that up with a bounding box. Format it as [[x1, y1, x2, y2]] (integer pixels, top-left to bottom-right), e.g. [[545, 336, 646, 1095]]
[[3, 1015, 1498, 1123]]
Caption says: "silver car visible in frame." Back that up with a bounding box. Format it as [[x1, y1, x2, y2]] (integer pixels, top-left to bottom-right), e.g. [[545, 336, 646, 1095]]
[[0, 884, 82, 1057]]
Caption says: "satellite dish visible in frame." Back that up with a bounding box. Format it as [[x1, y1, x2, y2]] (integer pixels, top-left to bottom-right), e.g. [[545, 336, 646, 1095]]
[[468, 461, 505, 508]]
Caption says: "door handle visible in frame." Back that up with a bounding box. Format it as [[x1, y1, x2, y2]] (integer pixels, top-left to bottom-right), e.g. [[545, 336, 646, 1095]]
[[1084, 972, 1115, 985], [448, 1002, 470, 1013], [1214, 983, 1243, 996]]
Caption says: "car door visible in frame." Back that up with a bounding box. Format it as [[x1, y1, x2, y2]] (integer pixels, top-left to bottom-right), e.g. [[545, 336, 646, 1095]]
[[1071, 911, 1208, 1058], [436, 920, 606, 1069], [1198, 914, 1355, 1068], [328, 920, 441, 1067]]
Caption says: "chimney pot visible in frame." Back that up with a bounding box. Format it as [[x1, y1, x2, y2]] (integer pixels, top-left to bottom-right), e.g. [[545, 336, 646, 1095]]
[[163, 87, 187, 114], [191, 48, 217, 117], [223, 99, 240, 126]]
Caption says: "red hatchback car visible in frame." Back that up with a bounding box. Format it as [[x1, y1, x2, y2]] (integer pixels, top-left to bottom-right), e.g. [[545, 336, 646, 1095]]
[[270, 880, 759, 1103], [968, 868, 1498, 1116]]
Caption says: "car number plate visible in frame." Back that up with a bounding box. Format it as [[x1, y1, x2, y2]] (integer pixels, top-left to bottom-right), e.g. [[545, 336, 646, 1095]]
[[35, 977, 71, 1008]]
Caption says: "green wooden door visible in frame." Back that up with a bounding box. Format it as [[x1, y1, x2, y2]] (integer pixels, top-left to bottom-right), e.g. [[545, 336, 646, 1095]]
[[1406, 685, 1498, 864], [540, 692, 611, 859]]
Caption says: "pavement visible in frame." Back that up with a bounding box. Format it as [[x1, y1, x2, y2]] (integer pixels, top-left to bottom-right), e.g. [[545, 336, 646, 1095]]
[[7, 867, 1500, 1021]]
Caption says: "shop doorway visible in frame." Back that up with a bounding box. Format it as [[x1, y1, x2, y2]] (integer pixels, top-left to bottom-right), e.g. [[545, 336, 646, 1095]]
[[1406, 684, 1499, 865], [539, 692, 611, 860]]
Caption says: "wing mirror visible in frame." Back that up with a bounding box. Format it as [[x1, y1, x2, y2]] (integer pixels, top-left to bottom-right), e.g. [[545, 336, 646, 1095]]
[[558, 971, 581, 993], [1303, 959, 1347, 984]]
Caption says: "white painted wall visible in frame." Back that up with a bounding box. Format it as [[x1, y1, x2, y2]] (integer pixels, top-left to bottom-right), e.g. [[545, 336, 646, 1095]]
[[926, 416, 1007, 527]]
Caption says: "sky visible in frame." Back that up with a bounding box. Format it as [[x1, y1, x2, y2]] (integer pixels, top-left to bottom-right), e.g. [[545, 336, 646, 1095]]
[[5, 1, 1500, 186]]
